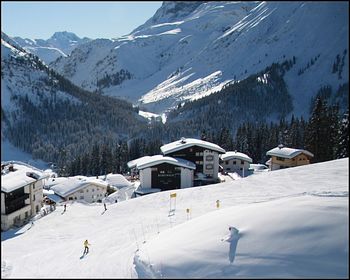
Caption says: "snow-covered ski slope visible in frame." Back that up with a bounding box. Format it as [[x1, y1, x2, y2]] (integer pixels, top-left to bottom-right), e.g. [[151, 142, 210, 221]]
[[1, 158, 348, 278]]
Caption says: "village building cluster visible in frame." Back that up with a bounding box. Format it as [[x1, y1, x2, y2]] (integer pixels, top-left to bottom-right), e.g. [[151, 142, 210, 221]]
[[1, 139, 313, 231]]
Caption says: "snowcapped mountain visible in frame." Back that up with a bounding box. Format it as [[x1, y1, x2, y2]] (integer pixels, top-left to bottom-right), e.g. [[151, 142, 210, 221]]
[[12, 31, 91, 64], [1, 158, 348, 278], [51, 1, 348, 116], [1, 32, 81, 119], [1, 32, 145, 164]]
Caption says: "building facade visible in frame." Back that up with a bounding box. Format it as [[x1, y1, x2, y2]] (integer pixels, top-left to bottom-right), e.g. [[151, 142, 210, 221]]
[[137, 155, 195, 192], [50, 177, 108, 203], [1, 162, 47, 231], [266, 145, 314, 171], [160, 138, 225, 185], [220, 151, 253, 177]]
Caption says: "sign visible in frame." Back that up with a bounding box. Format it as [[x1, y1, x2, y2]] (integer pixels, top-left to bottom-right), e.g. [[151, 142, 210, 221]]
[[170, 193, 177, 198]]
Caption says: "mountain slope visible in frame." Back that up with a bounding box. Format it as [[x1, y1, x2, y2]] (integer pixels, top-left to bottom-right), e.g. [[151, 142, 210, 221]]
[[1, 32, 146, 166], [12, 31, 91, 64], [51, 1, 348, 116], [1, 158, 348, 278]]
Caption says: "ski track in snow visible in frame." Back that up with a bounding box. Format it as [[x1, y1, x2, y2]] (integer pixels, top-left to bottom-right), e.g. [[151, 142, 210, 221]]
[[1, 261, 12, 278]]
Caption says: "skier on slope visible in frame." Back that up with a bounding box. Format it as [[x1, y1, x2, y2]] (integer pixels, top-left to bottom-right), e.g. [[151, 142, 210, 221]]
[[83, 239, 91, 254]]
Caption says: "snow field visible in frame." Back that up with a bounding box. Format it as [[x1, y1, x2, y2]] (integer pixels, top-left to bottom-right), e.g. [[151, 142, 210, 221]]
[[1, 158, 348, 278]]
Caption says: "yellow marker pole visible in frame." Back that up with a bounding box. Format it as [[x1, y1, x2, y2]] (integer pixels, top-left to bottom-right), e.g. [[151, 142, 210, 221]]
[[186, 208, 190, 220], [169, 193, 177, 213], [216, 199, 220, 209]]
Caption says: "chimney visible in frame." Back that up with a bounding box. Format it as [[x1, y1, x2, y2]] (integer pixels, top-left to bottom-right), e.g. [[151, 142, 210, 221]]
[[9, 164, 15, 172], [180, 137, 186, 144], [278, 144, 284, 149]]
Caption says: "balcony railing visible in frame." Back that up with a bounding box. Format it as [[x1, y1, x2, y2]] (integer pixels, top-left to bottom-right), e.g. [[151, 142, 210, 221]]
[[5, 194, 30, 215]]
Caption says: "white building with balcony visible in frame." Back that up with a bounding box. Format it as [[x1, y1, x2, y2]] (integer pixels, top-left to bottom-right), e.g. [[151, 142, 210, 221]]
[[1, 161, 48, 231]]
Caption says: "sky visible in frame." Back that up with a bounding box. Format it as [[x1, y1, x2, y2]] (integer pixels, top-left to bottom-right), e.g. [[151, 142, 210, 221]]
[[1, 1, 163, 39], [1, 158, 348, 278]]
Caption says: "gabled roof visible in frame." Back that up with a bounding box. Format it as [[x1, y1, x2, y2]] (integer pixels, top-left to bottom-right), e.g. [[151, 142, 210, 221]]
[[221, 151, 252, 163], [266, 146, 314, 159], [51, 176, 108, 197], [105, 174, 131, 188], [136, 155, 196, 170], [161, 138, 225, 155], [127, 156, 152, 169]]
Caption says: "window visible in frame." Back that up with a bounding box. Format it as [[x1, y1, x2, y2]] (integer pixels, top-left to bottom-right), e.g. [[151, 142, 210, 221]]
[[32, 184, 35, 190], [206, 155, 214, 161], [92, 189, 95, 192], [86, 189, 89, 192], [69, 197, 73, 200], [276, 157, 285, 161], [33, 194, 35, 201], [80, 196, 84, 200], [225, 161, 229, 165], [227, 167, 231, 171], [241, 160, 244, 165], [80, 190, 84, 193], [233, 161, 236, 165], [36, 205, 39, 213], [206, 164, 214, 170], [240, 168, 243, 171], [25, 211, 28, 218]]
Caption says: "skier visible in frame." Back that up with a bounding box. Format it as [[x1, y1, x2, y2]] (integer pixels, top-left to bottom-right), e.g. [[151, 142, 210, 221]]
[[104, 203, 107, 211], [64, 204, 66, 212], [83, 239, 91, 254]]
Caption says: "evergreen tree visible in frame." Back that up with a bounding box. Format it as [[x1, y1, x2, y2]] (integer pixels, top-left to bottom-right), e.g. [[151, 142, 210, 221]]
[[90, 143, 101, 176], [305, 97, 336, 162], [335, 110, 349, 158]]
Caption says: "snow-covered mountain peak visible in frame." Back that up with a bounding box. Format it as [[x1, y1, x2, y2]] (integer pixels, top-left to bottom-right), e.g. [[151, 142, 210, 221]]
[[51, 1, 348, 116], [134, 1, 204, 32], [12, 31, 92, 64], [50, 31, 81, 42]]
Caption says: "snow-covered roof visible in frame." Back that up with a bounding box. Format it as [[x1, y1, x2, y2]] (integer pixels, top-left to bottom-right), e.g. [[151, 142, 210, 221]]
[[51, 176, 108, 197], [1, 162, 48, 192], [136, 155, 196, 170], [127, 156, 152, 169], [266, 146, 314, 159], [105, 174, 132, 188], [250, 164, 269, 171], [220, 151, 252, 163], [46, 193, 64, 204], [134, 187, 161, 195], [45, 177, 68, 189], [161, 138, 225, 155]]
